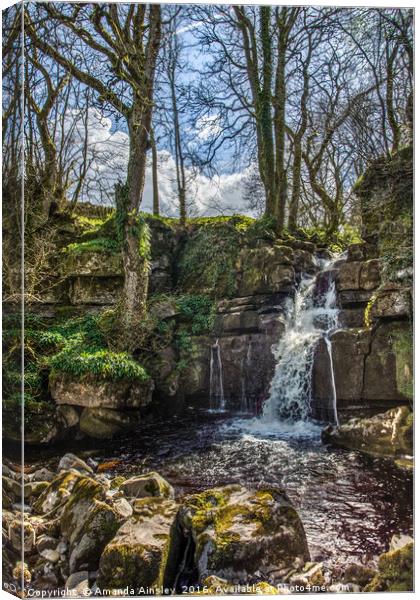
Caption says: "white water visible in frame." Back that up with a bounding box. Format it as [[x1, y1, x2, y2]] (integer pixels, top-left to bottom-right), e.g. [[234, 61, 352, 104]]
[[209, 338, 226, 412], [261, 258, 340, 426], [325, 336, 339, 426], [240, 341, 253, 414]]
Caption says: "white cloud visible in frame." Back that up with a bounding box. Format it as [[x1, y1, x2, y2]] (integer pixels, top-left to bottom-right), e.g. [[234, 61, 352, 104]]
[[195, 114, 222, 141], [63, 108, 254, 217]]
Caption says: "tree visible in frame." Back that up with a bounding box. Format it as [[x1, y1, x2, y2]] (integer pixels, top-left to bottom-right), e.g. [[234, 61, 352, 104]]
[[26, 2, 162, 348]]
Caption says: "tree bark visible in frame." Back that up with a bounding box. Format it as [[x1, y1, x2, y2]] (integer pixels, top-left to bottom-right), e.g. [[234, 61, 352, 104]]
[[150, 127, 159, 216]]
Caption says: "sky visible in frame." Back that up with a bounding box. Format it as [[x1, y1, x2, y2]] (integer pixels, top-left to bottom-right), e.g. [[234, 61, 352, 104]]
[[68, 108, 254, 217]]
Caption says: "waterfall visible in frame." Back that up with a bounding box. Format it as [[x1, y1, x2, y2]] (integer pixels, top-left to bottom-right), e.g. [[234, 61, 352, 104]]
[[209, 339, 226, 412], [240, 342, 253, 414], [262, 259, 339, 424], [325, 337, 339, 426]]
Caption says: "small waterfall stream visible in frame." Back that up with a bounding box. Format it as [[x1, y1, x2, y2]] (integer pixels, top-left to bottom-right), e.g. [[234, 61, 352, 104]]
[[262, 258, 340, 425], [240, 342, 253, 414], [209, 338, 226, 412]]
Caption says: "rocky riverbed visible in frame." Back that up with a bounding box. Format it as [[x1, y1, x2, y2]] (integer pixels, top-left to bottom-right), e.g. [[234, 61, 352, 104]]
[[3, 413, 413, 595]]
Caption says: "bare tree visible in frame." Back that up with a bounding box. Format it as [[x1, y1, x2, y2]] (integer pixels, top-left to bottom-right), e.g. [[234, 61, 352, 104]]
[[26, 2, 162, 348]]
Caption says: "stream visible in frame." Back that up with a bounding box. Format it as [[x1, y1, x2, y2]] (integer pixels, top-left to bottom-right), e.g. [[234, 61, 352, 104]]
[[23, 412, 413, 577], [17, 255, 413, 579]]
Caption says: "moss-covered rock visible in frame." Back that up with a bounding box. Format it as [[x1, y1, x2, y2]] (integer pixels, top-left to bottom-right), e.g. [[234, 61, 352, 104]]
[[322, 406, 413, 459], [364, 541, 413, 592], [60, 248, 122, 277], [97, 497, 179, 591], [50, 372, 154, 410], [120, 472, 174, 499], [178, 484, 309, 584], [60, 476, 120, 573], [33, 469, 83, 515]]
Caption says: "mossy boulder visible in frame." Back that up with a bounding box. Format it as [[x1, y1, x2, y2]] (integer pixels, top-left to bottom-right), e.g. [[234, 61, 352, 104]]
[[97, 497, 179, 591], [57, 453, 93, 475], [322, 406, 413, 459], [33, 470, 83, 515], [60, 476, 121, 573], [364, 540, 413, 592], [50, 372, 154, 410], [178, 484, 310, 584], [120, 472, 174, 500]]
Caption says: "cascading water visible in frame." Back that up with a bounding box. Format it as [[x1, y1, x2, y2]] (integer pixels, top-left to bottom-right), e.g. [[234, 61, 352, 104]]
[[262, 258, 340, 425], [209, 338, 226, 412], [240, 342, 253, 414]]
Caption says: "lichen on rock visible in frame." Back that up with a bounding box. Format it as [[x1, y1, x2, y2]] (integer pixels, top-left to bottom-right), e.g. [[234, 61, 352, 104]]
[[178, 484, 310, 584]]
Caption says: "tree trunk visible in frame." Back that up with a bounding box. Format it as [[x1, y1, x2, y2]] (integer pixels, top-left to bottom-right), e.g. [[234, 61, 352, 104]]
[[150, 127, 159, 216], [115, 103, 152, 351], [288, 145, 302, 231]]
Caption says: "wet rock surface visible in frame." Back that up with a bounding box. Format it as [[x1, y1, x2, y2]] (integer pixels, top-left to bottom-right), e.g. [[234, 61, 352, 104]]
[[322, 406, 413, 461], [3, 454, 323, 595]]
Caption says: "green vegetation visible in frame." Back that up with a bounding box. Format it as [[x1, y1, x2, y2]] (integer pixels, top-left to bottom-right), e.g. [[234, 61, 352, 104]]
[[364, 542, 413, 592], [354, 145, 413, 283], [178, 217, 253, 297], [63, 237, 119, 255], [2, 311, 149, 435]]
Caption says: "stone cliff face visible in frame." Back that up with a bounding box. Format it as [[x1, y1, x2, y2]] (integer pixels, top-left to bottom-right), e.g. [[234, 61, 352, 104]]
[[312, 247, 412, 420], [4, 149, 412, 443]]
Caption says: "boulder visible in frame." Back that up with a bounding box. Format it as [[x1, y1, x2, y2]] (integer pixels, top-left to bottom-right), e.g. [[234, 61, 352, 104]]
[[8, 519, 36, 553], [342, 563, 376, 587], [322, 406, 413, 458], [33, 470, 83, 515], [57, 405, 80, 429], [292, 249, 318, 274], [31, 467, 55, 483], [79, 407, 140, 440], [97, 497, 179, 591], [113, 498, 133, 519], [50, 373, 153, 410], [58, 453, 93, 475], [60, 476, 121, 573], [120, 472, 174, 500], [364, 541, 413, 592], [178, 484, 310, 584], [65, 571, 90, 595], [24, 481, 49, 500], [36, 534, 59, 554]]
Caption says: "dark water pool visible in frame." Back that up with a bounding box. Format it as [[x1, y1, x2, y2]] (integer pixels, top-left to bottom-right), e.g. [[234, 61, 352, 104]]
[[23, 412, 413, 576]]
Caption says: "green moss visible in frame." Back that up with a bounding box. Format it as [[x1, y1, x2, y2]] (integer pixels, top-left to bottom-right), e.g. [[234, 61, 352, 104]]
[[364, 543, 413, 592], [63, 237, 120, 255], [176, 294, 216, 334], [49, 347, 149, 381]]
